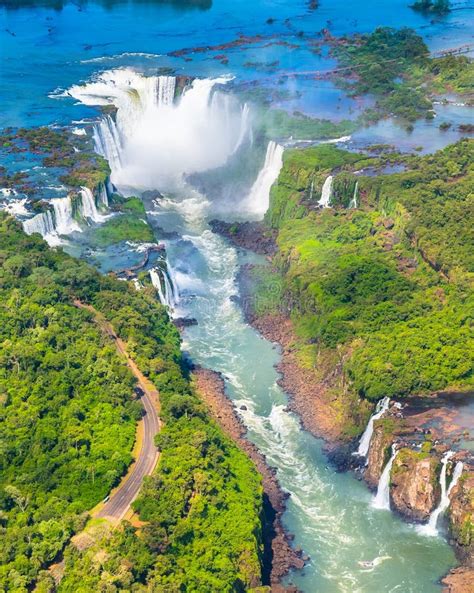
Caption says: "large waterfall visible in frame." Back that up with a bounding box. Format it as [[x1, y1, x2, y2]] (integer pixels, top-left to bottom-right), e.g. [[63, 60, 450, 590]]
[[318, 175, 333, 208], [52, 197, 81, 235], [354, 397, 390, 459], [418, 453, 464, 536], [372, 445, 398, 510], [68, 69, 250, 191], [23, 211, 60, 246], [241, 141, 284, 217]]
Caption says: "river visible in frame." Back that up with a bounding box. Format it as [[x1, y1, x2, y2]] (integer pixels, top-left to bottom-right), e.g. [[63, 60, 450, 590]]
[[1, 1, 471, 590]]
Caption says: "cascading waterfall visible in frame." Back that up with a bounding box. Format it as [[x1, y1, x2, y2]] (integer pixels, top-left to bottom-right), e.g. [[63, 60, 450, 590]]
[[23, 210, 60, 246], [52, 196, 81, 235], [79, 187, 108, 223], [418, 453, 464, 536], [354, 396, 390, 459], [149, 262, 179, 311], [373, 444, 398, 510], [98, 183, 109, 209], [241, 141, 284, 217], [349, 181, 359, 209], [93, 114, 123, 172], [68, 69, 251, 191], [318, 175, 333, 208]]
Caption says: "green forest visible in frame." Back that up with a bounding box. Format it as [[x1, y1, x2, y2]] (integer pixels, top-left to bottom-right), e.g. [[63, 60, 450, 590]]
[[260, 139, 473, 408], [0, 215, 265, 593]]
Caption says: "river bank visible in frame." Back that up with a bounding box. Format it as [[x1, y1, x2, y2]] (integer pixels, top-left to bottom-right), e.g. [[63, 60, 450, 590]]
[[212, 220, 474, 593], [192, 366, 305, 592]]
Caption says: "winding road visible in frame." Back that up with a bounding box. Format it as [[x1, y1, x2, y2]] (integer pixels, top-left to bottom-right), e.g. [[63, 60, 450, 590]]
[[74, 301, 161, 523]]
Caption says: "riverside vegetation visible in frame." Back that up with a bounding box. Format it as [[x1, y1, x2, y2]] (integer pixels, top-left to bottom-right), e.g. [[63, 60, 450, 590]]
[[0, 214, 266, 593], [331, 27, 474, 123], [255, 139, 473, 424]]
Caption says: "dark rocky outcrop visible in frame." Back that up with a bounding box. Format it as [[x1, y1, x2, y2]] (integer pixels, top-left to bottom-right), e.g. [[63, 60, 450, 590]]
[[210, 219, 277, 256]]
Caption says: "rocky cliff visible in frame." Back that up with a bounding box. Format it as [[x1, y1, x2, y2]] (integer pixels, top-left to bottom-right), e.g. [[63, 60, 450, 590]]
[[390, 448, 440, 522], [364, 420, 395, 489], [449, 468, 474, 566]]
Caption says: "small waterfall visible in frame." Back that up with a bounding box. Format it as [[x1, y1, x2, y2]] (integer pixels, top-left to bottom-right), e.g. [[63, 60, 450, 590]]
[[23, 210, 60, 246], [150, 262, 179, 311], [242, 141, 284, 216], [52, 197, 81, 235], [318, 175, 333, 208], [354, 397, 390, 460], [98, 183, 109, 210], [349, 181, 359, 209], [2, 197, 29, 216], [372, 444, 398, 510], [418, 453, 464, 536], [79, 187, 107, 223]]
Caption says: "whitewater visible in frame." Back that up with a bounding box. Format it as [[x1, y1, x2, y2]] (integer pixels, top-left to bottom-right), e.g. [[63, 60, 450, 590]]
[[67, 70, 455, 592]]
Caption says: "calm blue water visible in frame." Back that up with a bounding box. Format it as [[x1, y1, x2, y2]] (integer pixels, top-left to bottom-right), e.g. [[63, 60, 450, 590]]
[[1, 1, 472, 591], [1, 0, 473, 128]]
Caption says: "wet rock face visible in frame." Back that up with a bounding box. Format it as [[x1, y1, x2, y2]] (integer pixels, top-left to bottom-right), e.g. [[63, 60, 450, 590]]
[[449, 470, 474, 566], [364, 423, 393, 489], [390, 449, 440, 522]]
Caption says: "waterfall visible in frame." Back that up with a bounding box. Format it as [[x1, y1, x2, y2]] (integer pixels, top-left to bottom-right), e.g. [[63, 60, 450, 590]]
[[354, 397, 390, 459], [23, 211, 60, 246], [372, 444, 398, 510], [93, 114, 123, 173], [2, 197, 29, 216], [241, 141, 284, 217], [318, 175, 333, 208], [68, 69, 250, 191], [79, 187, 107, 223], [349, 181, 359, 209], [98, 183, 109, 209], [418, 453, 464, 536], [150, 262, 179, 311], [52, 197, 81, 235]]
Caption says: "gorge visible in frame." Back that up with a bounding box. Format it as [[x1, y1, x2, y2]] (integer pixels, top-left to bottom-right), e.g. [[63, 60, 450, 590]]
[[1, 1, 473, 592]]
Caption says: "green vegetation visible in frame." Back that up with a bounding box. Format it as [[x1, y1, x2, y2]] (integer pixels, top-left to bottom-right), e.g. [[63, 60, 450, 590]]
[[260, 109, 358, 140], [0, 127, 110, 191], [89, 214, 154, 247], [261, 139, 473, 404], [410, 0, 451, 15], [332, 27, 473, 122], [0, 215, 265, 592]]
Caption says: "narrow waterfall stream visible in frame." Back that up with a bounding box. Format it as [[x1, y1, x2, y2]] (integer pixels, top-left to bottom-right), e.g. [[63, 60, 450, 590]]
[[69, 71, 456, 593], [373, 445, 398, 511], [354, 396, 390, 459], [318, 175, 333, 208], [419, 454, 464, 537]]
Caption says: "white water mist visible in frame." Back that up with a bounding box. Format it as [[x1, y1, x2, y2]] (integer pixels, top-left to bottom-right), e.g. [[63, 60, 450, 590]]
[[69, 69, 250, 191]]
